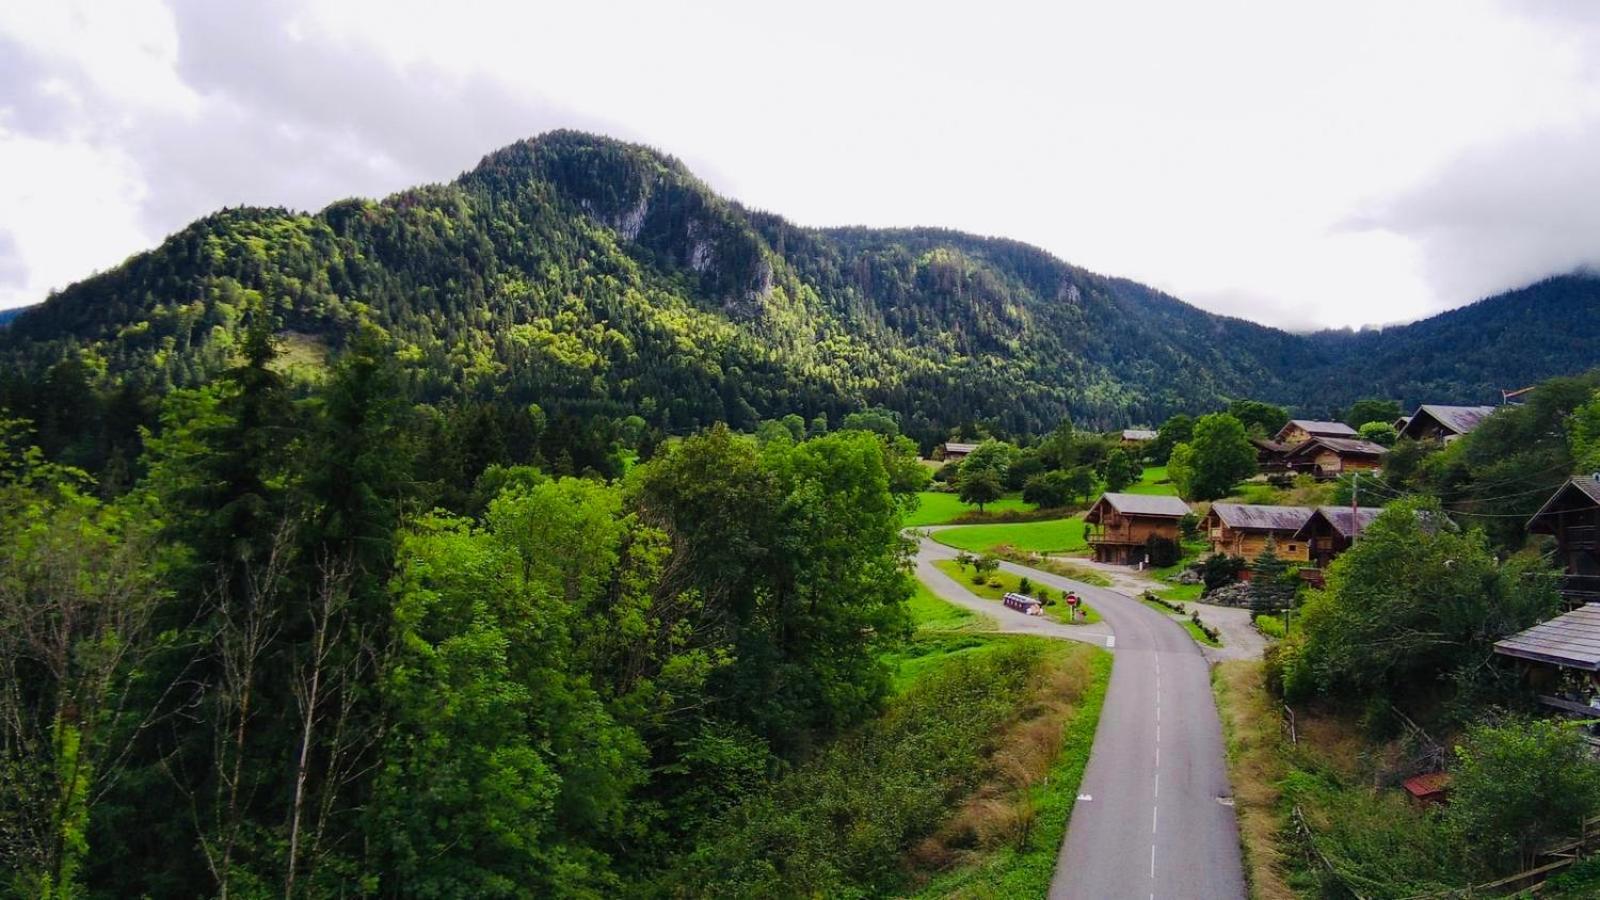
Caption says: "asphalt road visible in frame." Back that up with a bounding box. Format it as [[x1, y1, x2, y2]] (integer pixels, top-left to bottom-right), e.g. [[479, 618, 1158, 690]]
[[915, 538, 1246, 900]]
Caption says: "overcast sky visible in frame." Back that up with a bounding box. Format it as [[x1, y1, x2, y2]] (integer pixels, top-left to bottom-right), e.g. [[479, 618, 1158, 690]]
[[3, 0, 1600, 329]]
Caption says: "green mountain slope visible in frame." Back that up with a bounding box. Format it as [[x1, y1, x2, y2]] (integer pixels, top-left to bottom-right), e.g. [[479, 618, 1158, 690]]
[[3, 130, 1598, 441]]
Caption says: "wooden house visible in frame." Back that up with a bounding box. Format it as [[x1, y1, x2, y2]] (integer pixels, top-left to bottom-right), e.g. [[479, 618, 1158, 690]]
[[1083, 493, 1192, 565], [1274, 419, 1357, 445], [1397, 405, 1495, 443], [941, 442, 978, 461], [1121, 428, 1157, 447], [1250, 437, 1294, 473], [1493, 604, 1600, 720], [1202, 503, 1313, 562], [1527, 476, 1600, 608], [1281, 436, 1388, 479], [1292, 505, 1384, 568]]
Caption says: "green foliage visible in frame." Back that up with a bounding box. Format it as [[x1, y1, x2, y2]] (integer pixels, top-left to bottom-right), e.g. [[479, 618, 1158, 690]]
[[1343, 398, 1402, 429], [1149, 414, 1193, 465], [1099, 447, 1140, 492], [1357, 420, 1398, 446], [1281, 498, 1558, 703], [1144, 535, 1181, 568], [1202, 554, 1248, 592], [1226, 399, 1289, 437], [1168, 413, 1256, 500], [1253, 614, 1286, 639], [958, 466, 1005, 512], [1444, 717, 1600, 876], [1247, 537, 1296, 613], [1570, 388, 1600, 474]]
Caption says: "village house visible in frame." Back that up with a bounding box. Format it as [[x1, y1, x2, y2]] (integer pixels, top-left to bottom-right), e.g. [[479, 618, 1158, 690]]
[[1397, 404, 1495, 443], [1274, 419, 1357, 445], [1249, 437, 1294, 473], [1292, 505, 1384, 568], [1281, 436, 1388, 479], [941, 442, 978, 461], [1527, 475, 1600, 608], [1492, 604, 1600, 725], [1083, 492, 1193, 565], [1121, 428, 1157, 447], [1202, 503, 1313, 563]]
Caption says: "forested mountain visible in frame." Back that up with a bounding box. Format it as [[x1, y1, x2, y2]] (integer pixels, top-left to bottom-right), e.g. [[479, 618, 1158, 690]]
[[0, 305, 28, 327], [3, 130, 1598, 443]]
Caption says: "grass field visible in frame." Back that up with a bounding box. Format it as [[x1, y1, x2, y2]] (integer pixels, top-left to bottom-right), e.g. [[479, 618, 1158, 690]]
[[1122, 465, 1179, 496], [903, 491, 1034, 527], [932, 559, 1101, 625], [907, 580, 990, 632], [931, 516, 1088, 554]]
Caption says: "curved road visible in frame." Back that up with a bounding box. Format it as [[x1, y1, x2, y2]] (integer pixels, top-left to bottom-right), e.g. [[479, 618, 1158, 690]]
[[917, 538, 1246, 900]]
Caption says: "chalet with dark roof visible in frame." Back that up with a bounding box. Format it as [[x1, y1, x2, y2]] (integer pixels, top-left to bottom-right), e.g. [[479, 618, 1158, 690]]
[[1528, 475, 1600, 608], [1121, 428, 1158, 446], [1250, 437, 1293, 473], [1282, 436, 1388, 479], [1292, 505, 1384, 568], [941, 442, 978, 461], [1083, 493, 1192, 565], [1397, 405, 1495, 443], [1274, 419, 1357, 445], [1202, 503, 1314, 563]]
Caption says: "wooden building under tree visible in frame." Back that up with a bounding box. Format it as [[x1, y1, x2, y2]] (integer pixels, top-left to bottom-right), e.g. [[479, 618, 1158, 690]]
[[1202, 503, 1314, 563], [1397, 405, 1495, 443], [1083, 493, 1193, 565], [941, 442, 978, 461], [1292, 505, 1384, 568], [1528, 475, 1600, 608], [1282, 436, 1388, 479], [1274, 419, 1357, 445], [1250, 437, 1294, 473]]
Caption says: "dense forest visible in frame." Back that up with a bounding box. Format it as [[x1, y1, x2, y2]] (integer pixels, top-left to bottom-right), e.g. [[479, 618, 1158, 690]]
[[4, 130, 1599, 462]]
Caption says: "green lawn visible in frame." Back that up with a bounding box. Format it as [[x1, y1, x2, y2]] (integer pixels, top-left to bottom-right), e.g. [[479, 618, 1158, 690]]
[[931, 516, 1088, 554], [1121, 465, 1179, 496], [932, 559, 1101, 625], [902, 491, 1034, 527], [906, 580, 990, 632], [1156, 582, 1204, 603]]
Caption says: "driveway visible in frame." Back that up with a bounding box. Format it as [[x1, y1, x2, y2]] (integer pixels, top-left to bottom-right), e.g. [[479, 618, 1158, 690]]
[[916, 538, 1247, 900]]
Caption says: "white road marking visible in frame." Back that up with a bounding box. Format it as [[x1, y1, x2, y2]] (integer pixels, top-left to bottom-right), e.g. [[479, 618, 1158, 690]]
[[1107, 635, 1116, 648], [1155, 745, 1159, 767], [1077, 794, 1093, 801], [1150, 843, 1156, 878], [1152, 805, 1158, 833]]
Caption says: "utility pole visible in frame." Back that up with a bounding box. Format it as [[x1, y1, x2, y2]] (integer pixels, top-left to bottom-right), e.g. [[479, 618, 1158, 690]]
[[1351, 472, 1360, 542]]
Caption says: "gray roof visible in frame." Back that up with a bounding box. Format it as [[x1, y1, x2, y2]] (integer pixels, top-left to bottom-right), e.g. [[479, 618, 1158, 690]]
[[1406, 405, 1495, 437], [1279, 420, 1357, 439], [1526, 476, 1600, 530], [1285, 436, 1390, 458], [1208, 503, 1315, 532], [943, 442, 979, 453], [1122, 429, 1158, 442], [1293, 506, 1385, 540], [1094, 493, 1192, 518], [1495, 604, 1600, 670]]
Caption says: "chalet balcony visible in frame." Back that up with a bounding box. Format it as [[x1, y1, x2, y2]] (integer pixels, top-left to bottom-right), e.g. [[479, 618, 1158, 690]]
[[1086, 527, 1141, 546], [1561, 574, 1600, 606]]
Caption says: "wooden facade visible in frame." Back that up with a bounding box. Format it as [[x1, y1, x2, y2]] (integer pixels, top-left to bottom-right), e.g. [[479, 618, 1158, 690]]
[[1250, 437, 1293, 473], [1083, 493, 1192, 565], [1292, 506, 1384, 568], [941, 442, 978, 461], [1397, 405, 1495, 443], [1528, 477, 1600, 608], [1202, 503, 1314, 563], [1282, 436, 1388, 480]]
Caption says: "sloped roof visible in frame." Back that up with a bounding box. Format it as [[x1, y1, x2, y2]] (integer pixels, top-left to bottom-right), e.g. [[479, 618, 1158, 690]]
[[1527, 476, 1600, 531], [1122, 429, 1158, 442], [1284, 436, 1390, 458], [1208, 503, 1314, 532], [1250, 437, 1292, 453], [1494, 604, 1600, 670], [1277, 420, 1357, 440], [943, 442, 979, 453], [1293, 506, 1385, 540], [1087, 492, 1192, 521], [1403, 405, 1495, 438]]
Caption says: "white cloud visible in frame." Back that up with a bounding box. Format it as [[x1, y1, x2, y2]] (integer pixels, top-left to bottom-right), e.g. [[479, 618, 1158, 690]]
[[2, 0, 1600, 329]]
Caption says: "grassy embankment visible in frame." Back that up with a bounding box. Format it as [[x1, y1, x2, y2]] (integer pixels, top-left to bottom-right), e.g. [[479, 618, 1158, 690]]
[[675, 583, 1112, 897], [931, 558, 1102, 625], [931, 518, 1089, 554]]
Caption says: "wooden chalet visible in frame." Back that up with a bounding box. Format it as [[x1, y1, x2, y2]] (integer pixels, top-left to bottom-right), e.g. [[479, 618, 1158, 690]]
[[1121, 428, 1157, 447], [1528, 476, 1600, 608], [1250, 437, 1293, 473], [1202, 503, 1313, 563], [1083, 493, 1192, 565], [1493, 604, 1600, 726], [1397, 405, 1495, 443], [941, 442, 978, 461], [1274, 419, 1357, 445], [1292, 505, 1384, 568], [1281, 436, 1388, 479]]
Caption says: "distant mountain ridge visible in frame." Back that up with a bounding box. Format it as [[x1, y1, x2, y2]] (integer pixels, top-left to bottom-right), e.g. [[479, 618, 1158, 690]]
[[2, 130, 1597, 440]]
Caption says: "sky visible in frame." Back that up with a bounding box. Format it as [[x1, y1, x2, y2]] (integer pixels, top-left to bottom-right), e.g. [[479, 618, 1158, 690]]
[[3, 1, 1600, 330]]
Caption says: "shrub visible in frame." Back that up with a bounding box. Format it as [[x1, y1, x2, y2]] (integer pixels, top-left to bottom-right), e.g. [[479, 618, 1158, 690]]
[[1253, 614, 1285, 639], [1201, 555, 1247, 592], [1018, 576, 1033, 595]]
